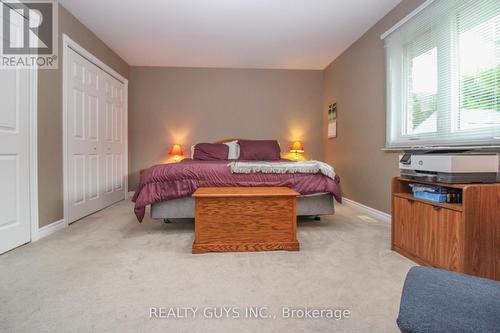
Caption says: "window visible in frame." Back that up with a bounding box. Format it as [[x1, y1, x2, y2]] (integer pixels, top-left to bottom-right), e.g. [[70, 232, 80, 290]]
[[384, 0, 500, 148], [405, 32, 437, 135]]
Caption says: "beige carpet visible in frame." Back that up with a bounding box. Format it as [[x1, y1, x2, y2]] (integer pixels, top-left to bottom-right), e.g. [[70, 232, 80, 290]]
[[0, 200, 415, 333]]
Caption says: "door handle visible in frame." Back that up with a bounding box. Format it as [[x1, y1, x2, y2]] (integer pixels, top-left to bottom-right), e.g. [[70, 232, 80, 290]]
[[93, 146, 97, 150]]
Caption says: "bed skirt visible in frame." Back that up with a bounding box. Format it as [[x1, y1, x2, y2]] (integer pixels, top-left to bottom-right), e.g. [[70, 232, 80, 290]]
[[150, 193, 335, 219]]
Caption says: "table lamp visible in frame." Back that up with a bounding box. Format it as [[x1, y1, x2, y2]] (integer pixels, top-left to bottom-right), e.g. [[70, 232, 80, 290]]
[[290, 141, 304, 161], [169, 144, 184, 162]]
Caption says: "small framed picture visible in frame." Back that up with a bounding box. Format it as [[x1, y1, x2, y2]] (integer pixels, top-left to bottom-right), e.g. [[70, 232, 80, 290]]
[[328, 103, 337, 139]]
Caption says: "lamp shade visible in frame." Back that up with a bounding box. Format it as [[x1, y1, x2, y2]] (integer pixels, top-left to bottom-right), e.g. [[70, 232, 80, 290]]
[[169, 144, 183, 156], [290, 141, 304, 153]]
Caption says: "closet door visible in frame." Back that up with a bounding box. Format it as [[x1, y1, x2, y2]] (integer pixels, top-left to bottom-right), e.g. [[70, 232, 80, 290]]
[[101, 71, 126, 207], [66, 49, 102, 223], [66, 47, 126, 224]]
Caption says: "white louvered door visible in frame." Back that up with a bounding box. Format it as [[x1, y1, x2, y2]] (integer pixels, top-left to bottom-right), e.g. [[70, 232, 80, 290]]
[[66, 48, 126, 223]]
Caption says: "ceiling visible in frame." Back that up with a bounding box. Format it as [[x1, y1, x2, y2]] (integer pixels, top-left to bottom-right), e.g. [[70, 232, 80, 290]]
[[59, 0, 401, 70]]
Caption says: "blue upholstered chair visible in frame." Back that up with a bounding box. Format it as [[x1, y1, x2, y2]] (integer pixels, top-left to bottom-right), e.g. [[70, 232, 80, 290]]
[[397, 266, 500, 333]]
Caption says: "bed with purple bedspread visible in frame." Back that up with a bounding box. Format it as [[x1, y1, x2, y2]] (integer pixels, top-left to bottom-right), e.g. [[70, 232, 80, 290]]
[[132, 159, 342, 222]]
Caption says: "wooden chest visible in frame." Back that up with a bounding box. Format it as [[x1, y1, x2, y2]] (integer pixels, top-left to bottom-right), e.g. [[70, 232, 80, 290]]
[[192, 187, 300, 254]]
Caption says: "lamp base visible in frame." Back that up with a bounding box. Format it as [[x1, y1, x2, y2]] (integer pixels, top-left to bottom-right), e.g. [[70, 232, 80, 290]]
[[290, 151, 302, 161]]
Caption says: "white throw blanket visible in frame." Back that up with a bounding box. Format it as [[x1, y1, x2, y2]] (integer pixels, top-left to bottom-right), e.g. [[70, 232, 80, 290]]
[[228, 160, 336, 180]]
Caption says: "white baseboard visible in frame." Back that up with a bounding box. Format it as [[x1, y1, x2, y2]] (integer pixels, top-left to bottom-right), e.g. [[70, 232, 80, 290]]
[[38, 219, 67, 239], [342, 198, 391, 224]]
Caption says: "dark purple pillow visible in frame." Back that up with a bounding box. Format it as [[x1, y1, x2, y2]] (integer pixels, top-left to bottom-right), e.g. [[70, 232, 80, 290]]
[[238, 140, 281, 160], [193, 143, 229, 160]]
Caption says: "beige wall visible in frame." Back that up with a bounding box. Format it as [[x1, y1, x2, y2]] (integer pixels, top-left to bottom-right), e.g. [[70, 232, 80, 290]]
[[322, 0, 424, 214], [37, 0, 423, 226], [37, 5, 130, 227], [129, 67, 323, 189]]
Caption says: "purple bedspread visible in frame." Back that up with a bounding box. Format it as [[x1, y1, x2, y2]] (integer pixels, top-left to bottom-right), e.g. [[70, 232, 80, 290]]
[[132, 159, 342, 222]]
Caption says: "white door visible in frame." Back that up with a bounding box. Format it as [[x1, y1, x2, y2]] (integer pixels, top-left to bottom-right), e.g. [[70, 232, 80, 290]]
[[0, 6, 32, 254], [101, 70, 125, 207], [66, 48, 125, 223], [66, 49, 102, 222]]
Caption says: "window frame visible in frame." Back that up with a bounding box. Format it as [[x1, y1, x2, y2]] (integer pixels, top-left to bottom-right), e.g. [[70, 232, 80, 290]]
[[384, 0, 500, 148]]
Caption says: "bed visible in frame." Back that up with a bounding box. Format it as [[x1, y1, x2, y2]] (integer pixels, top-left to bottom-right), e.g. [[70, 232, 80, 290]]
[[132, 139, 342, 222]]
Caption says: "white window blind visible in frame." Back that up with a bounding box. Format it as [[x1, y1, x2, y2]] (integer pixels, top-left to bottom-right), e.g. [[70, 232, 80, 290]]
[[384, 0, 500, 148]]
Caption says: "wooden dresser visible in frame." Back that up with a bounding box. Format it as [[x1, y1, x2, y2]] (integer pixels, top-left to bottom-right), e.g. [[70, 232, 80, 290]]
[[391, 177, 500, 281], [192, 187, 300, 254]]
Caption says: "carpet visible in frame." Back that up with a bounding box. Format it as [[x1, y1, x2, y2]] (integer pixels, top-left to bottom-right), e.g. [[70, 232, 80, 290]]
[[0, 199, 414, 333]]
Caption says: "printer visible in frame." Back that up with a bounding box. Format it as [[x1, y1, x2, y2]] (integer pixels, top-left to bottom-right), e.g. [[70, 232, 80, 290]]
[[399, 153, 499, 183]]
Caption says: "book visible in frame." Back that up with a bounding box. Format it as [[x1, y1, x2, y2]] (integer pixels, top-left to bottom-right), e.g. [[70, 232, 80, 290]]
[[409, 183, 448, 194], [413, 191, 448, 203]]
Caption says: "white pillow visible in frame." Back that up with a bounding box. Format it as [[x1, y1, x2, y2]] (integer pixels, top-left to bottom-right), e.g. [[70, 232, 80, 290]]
[[224, 140, 240, 160]]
